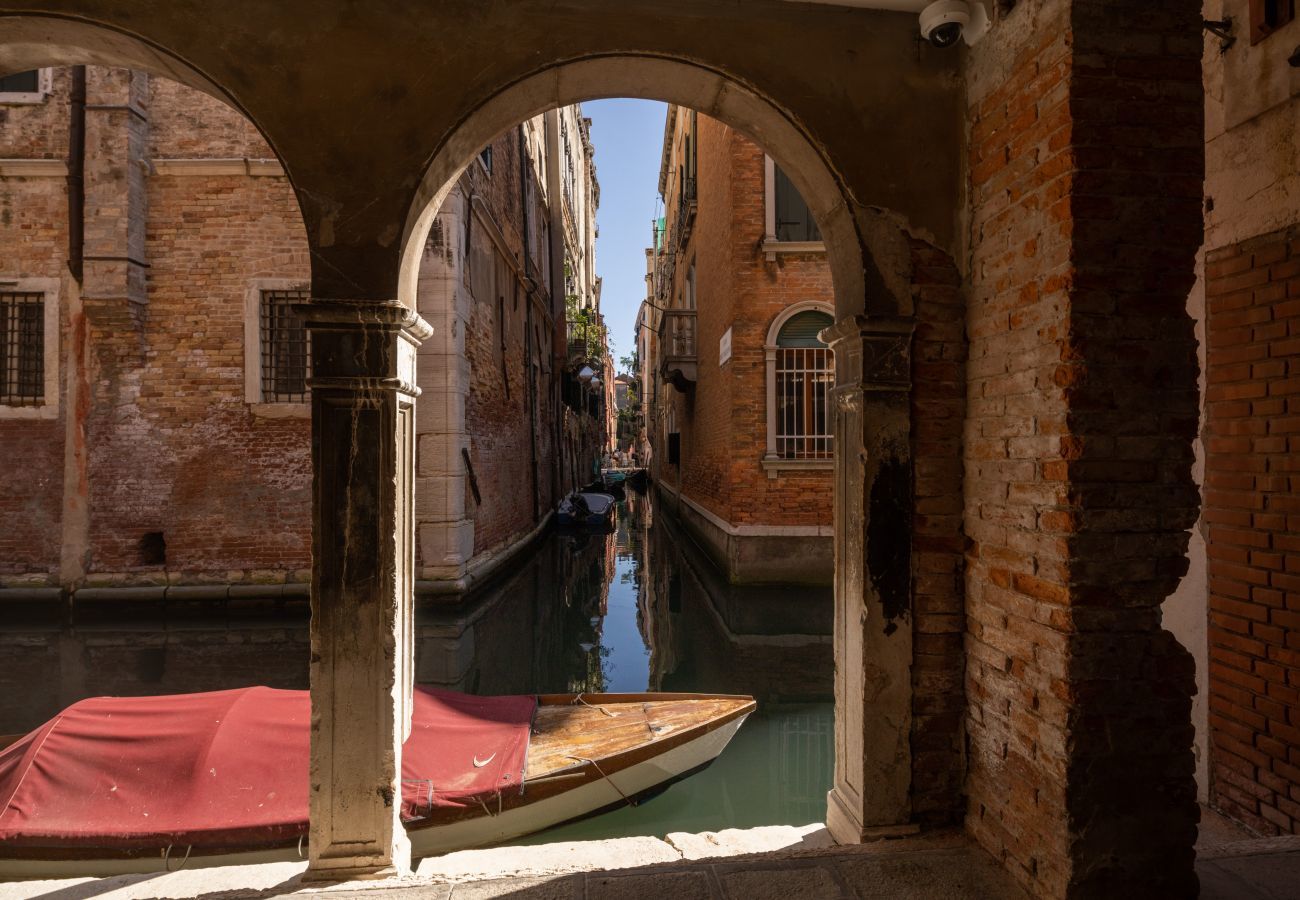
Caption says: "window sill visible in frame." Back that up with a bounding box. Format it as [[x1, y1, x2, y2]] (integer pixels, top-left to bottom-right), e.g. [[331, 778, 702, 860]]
[[762, 456, 833, 478], [0, 92, 49, 106], [762, 240, 826, 260], [249, 402, 310, 419], [0, 403, 57, 420]]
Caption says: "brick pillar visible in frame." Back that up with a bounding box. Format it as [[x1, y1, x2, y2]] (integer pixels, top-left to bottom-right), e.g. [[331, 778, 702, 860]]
[[964, 1, 1203, 896], [299, 299, 431, 879], [823, 314, 917, 841]]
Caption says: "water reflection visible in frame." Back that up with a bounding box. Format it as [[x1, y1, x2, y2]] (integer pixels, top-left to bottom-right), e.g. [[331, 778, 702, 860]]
[[0, 490, 834, 835]]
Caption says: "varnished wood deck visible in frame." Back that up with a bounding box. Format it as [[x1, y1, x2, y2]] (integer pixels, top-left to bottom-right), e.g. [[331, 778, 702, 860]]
[[524, 695, 755, 782]]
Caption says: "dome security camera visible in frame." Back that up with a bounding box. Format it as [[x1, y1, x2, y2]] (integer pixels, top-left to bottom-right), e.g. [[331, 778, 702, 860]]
[[919, 0, 975, 49]]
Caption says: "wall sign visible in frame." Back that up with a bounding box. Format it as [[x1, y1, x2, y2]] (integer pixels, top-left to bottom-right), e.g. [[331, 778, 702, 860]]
[[719, 326, 733, 366]]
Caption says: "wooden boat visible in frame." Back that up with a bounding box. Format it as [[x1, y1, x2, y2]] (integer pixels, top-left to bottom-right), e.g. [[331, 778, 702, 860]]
[[0, 687, 754, 878], [556, 491, 617, 528]]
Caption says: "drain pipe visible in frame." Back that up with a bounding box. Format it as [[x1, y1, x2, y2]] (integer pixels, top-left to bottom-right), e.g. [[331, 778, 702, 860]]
[[543, 109, 566, 502], [68, 67, 85, 283], [518, 125, 541, 522], [58, 67, 90, 620]]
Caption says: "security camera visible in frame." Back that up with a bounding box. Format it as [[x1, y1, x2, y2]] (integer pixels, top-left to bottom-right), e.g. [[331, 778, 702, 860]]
[[919, 0, 990, 48]]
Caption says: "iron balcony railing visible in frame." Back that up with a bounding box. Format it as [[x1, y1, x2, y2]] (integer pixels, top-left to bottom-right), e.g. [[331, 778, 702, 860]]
[[676, 175, 697, 247]]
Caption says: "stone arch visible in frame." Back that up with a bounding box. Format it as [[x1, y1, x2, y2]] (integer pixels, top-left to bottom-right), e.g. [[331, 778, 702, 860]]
[[0, 15, 283, 163], [397, 55, 893, 324]]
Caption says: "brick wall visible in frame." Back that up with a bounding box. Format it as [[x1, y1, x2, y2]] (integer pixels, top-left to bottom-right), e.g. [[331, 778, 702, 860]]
[[0, 109, 69, 580], [0, 68, 560, 591], [662, 116, 834, 530], [1205, 225, 1300, 836], [964, 0, 1203, 895]]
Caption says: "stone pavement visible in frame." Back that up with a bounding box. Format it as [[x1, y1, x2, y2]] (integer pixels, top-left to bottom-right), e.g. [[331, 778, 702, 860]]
[[6, 815, 1300, 899]]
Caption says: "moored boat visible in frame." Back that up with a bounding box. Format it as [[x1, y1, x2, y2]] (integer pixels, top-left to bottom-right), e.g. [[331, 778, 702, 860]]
[[556, 491, 617, 528], [0, 687, 754, 878]]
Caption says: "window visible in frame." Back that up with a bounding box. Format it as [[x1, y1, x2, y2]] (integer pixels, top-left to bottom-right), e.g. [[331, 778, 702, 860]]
[[244, 280, 310, 412], [763, 156, 823, 252], [774, 166, 821, 242], [765, 306, 834, 466], [0, 69, 50, 104], [260, 290, 310, 401], [0, 292, 45, 406], [0, 71, 38, 93], [1251, 0, 1295, 43], [478, 145, 493, 175]]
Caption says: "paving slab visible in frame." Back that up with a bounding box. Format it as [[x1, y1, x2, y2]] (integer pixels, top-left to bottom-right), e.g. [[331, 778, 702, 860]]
[[715, 862, 850, 900], [586, 871, 714, 900], [665, 823, 833, 860], [415, 836, 681, 881], [835, 847, 1029, 900], [448, 875, 581, 900]]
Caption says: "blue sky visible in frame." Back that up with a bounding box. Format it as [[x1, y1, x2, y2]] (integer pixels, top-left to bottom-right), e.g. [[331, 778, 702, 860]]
[[585, 99, 668, 371]]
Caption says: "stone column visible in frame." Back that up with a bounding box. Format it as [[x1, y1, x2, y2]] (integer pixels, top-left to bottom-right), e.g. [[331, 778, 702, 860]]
[[822, 314, 916, 843], [298, 299, 432, 880]]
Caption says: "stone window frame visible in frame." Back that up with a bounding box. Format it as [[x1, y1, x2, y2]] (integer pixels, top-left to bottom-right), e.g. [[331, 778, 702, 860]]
[[0, 68, 52, 105], [244, 277, 311, 419], [762, 154, 826, 259], [0, 277, 60, 420], [762, 300, 835, 477]]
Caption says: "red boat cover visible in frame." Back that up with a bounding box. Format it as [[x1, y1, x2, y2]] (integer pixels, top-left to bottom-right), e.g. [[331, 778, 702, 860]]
[[0, 686, 536, 849]]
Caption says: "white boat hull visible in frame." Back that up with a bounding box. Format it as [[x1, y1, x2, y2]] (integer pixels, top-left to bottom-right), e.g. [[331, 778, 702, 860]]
[[0, 714, 748, 879]]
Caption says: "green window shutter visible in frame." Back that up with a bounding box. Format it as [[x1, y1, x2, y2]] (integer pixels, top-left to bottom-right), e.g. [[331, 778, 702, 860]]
[[775, 310, 834, 348]]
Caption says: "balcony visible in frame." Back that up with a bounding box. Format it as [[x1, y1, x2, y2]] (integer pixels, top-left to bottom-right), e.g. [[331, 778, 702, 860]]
[[659, 309, 697, 391], [676, 175, 697, 247]]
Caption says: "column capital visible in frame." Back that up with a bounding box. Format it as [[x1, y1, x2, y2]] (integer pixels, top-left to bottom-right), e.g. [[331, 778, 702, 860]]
[[294, 299, 434, 342], [820, 315, 915, 393], [295, 300, 432, 399]]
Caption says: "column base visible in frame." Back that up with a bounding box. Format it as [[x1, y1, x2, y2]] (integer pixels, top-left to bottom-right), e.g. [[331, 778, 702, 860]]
[[826, 788, 919, 845], [303, 836, 412, 882]]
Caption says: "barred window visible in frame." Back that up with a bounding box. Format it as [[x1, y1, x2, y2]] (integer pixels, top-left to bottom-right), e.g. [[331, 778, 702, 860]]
[[259, 289, 309, 402], [0, 292, 45, 406], [774, 310, 834, 460]]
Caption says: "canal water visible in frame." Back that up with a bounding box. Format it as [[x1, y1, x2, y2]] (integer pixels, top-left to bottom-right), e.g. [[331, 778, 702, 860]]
[[0, 490, 834, 842]]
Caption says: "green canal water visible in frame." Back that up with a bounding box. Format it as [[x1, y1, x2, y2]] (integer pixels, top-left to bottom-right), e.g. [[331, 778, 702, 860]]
[[0, 490, 835, 841]]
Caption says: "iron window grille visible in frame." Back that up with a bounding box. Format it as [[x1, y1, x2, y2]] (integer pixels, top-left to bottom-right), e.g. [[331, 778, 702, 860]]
[[0, 292, 45, 406], [774, 310, 835, 460], [259, 289, 310, 402]]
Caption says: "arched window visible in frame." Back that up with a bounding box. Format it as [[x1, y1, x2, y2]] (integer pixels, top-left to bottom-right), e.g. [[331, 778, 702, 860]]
[[765, 305, 834, 465]]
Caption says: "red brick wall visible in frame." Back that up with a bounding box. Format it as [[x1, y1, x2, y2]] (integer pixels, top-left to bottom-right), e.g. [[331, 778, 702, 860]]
[[1, 71, 561, 588], [663, 116, 834, 529], [964, 1, 1203, 895], [1205, 225, 1300, 836], [0, 113, 69, 580], [723, 133, 834, 528]]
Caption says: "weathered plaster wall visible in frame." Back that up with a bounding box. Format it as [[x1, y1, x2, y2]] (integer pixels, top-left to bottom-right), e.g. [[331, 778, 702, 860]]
[[1178, 0, 1300, 835]]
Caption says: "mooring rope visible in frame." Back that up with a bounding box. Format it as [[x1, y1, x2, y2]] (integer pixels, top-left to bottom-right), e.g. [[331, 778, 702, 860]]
[[568, 755, 633, 808], [572, 693, 617, 718], [162, 843, 192, 872]]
